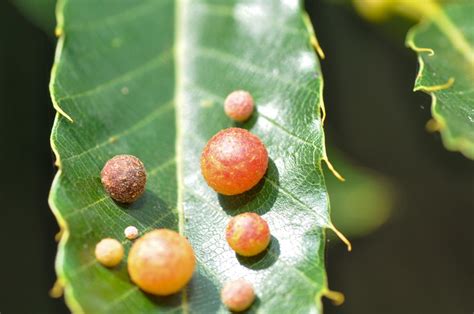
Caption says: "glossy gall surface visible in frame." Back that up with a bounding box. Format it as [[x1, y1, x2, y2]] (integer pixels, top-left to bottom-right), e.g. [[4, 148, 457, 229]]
[[226, 212, 271, 256], [221, 279, 255, 312], [224, 90, 254, 122], [127, 229, 196, 296], [95, 238, 124, 267], [201, 128, 268, 195]]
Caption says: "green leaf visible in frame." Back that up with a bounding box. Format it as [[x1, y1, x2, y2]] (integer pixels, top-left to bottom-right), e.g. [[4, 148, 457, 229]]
[[49, 0, 346, 312], [325, 149, 395, 239], [406, 1, 474, 159], [9, 0, 56, 34]]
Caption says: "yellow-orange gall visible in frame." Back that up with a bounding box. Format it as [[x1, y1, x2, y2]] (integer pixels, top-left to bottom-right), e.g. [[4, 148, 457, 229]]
[[226, 213, 271, 256], [224, 90, 254, 122], [221, 279, 255, 312], [127, 229, 196, 296], [95, 238, 124, 267], [101, 154, 147, 203], [201, 128, 268, 195]]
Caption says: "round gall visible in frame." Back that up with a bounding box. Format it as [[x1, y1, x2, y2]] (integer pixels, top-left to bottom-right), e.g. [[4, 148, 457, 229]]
[[224, 90, 254, 122], [124, 226, 139, 240], [221, 279, 255, 312], [101, 154, 147, 203], [201, 128, 268, 195], [226, 213, 271, 256], [127, 229, 196, 296], [95, 238, 124, 267]]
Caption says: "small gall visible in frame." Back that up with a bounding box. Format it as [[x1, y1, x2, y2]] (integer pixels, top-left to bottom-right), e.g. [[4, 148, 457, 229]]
[[201, 128, 268, 195], [124, 226, 139, 240], [224, 90, 254, 122], [95, 238, 124, 267], [221, 279, 255, 312], [226, 213, 271, 256], [101, 154, 146, 203], [128, 229, 196, 296]]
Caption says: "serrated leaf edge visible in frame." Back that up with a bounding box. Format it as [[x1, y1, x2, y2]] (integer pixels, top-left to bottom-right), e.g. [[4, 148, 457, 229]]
[[47, 1, 351, 313], [406, 22, 474, 159], [302, 13, 352, 253], [48, 0, 88, 312]]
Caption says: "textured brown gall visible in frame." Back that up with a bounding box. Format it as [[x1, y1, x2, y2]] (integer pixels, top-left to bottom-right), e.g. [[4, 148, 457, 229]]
[[101, 154, 146, 203]]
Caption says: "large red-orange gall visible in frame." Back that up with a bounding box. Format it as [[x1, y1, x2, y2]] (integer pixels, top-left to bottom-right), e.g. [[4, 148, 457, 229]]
[[224, 90, 254, 122], [221, 278, 255, 311], [127, 229, 196, 296], [200, 128, 268, 195], [101, 154, 146, 203], [226, 213, 271, 256]]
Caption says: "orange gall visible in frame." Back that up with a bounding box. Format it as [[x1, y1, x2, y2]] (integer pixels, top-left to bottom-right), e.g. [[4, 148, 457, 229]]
[[127, 229, 196, 296], [224, 90, 254, 122], [221, 279, 255, 312], [226, 213, 271, 256], [201, 128, 268, 195], [95, 238, 124, 267]]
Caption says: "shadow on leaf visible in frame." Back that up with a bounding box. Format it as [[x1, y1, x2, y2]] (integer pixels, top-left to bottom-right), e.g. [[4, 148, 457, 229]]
[[117, 190, 177, 230], [218, 159, 279, 216], [143, 271, 219, 311], [144, 289, 182, 309], [233, 109, 259, 129], [237, 236, 280, 270]]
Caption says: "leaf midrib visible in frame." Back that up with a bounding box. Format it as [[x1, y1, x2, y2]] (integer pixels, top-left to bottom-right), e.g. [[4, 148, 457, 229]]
[[174, 0, 188, 312], [172, 2, 326, 311]]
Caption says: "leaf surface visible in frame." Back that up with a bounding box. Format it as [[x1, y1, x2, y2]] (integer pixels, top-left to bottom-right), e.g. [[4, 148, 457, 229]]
[[50, 0, 340, 312], [407, 1, 474, 159]]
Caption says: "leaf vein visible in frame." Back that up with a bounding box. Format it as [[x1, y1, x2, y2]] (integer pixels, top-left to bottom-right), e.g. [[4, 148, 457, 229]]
[[62, 100, 174, 162], [68, 209, 177, 278], [56, 47, 173, 103], [65, 157, 176, 219], [195, 47, 317, 96], [67, 0, 162, 32]]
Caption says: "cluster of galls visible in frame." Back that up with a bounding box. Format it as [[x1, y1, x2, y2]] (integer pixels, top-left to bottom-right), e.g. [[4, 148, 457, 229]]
[[96, 90, 269, 311]]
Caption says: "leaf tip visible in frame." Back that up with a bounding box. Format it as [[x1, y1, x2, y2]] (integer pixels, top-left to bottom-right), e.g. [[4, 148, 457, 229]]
[[329, 223, 352, 251], [321, 288, 345, 306], [406, 26, 435, 57], [50, 279, 64, 298], [55, 26, 63, 37], [54, 228, 64, 242], [310, 36, 325, 60], [410, 45, 435, 56], [415, 77, 455, 92], [425, 118, 444, 132], [301, 12, 325, 60], [54, 105, 74, 123], [322, 157, 345, 182]]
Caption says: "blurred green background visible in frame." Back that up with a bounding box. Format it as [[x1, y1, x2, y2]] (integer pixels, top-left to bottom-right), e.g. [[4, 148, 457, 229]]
[[0, 0, 472, 313]]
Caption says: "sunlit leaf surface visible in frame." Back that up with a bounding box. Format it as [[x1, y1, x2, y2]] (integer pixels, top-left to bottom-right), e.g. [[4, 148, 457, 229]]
[[50, 0, 339, 312]]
